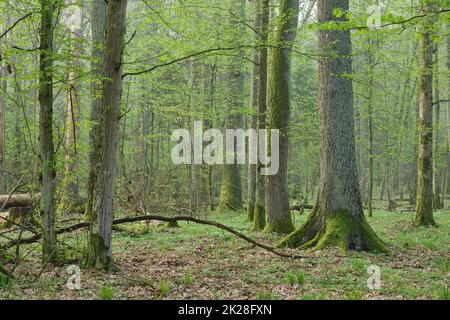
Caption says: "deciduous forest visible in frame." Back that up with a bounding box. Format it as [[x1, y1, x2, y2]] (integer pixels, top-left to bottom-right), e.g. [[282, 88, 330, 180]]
[[0, 0, 449, 301]]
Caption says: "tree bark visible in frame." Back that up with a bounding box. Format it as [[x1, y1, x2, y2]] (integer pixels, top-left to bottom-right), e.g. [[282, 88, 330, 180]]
[[264, 0, 298, 234], [217, 1, 245, 213], [367, 36, 374, 217], [445, 24, 450, 202], [246, 0, 261, 222], [63, 3, 82, 204], [87, 0, 128, 270], [433, 44, 443, 209], [85, 0, 107, 223], [415, 2, 436, 226], [38, 0, 58, 262], [254, 0, 270, 229], [278, 0, 387, 252]]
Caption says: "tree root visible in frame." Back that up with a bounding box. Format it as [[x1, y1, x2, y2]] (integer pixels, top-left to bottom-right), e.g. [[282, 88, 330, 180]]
[[278, 209, 389, 253]]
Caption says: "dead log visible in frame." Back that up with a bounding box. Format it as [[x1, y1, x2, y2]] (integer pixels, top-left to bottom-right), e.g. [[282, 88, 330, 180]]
[[0, 194, 38, 209]]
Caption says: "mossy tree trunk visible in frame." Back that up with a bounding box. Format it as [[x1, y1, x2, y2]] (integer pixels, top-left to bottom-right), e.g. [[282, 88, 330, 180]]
[[38, 0, 59, 262], [247, 0, 261, 222], [415, 2, 436, 227], [253, 0, 270, 230], [85, 0, 107, 223], [218, 71, 244, 212], [278, 0, 388, 252], [218, 1, 245, 214], [264, 0, 298, 234], [86, 0, 128, 269]]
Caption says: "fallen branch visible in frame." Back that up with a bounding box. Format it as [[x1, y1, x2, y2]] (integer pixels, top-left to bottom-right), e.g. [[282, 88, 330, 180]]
[[1, 215, 305, 259]]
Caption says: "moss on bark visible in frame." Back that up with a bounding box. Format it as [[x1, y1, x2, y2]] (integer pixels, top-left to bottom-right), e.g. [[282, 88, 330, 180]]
[[217, 165, 243, 213], [276, 206, 320, 248], [86, 233, 111, 270], [264, 217, 294, 235], [247, 203, 255, 222], [278, 210, 389, 253], [253, 204, 266, 230]]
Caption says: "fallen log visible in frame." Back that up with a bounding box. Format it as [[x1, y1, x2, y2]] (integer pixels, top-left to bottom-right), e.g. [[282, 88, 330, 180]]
[[0, 194, 38, 210], [1, 215, 305, 259]]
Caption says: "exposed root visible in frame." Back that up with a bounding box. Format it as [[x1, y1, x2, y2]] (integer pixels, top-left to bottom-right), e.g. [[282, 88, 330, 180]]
[[278, 210, 389, 253]]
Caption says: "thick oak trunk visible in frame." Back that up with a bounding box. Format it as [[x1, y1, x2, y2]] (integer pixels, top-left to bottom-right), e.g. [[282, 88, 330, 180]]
[[278, 0, 387, 252]]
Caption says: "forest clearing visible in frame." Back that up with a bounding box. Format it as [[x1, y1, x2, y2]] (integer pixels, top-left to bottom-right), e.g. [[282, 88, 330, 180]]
[[0, 0, 449, 304]]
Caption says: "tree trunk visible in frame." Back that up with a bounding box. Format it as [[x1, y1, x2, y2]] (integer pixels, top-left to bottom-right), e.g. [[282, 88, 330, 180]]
[[247, 0, 261, 222], [87, 0, 128, 270], [445, 24, 450, 203], [264, 0, 298, 234], [0, 49, 5, 194], [63, 4, 82, 204], [415, 2, 436, 226], [433, 44, 443, 209], [253, 0, 270, 229], [38, 0, 58, 262], [278, 0, 387, 252], [367, 37, 374, 217], [217, 1, 245, 213], [85, 0, 107, 222]]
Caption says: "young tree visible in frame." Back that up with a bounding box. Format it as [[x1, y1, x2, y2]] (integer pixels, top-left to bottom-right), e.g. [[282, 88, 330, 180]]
[[85, 0, 107, 222], [39, 0, 59, 262], [254, 0, 269, 229], [264, 0, 299, 234], [415, 1, 436, 226], [278, 0, 387, 252], [87, 0, 128, 269]]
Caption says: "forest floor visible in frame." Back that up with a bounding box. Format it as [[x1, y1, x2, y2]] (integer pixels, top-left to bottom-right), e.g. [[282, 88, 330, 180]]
[[0, 205, 449, 300]]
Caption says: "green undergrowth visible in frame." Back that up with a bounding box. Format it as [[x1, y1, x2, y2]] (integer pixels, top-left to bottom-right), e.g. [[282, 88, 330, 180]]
[[0, 209, 448, 300]]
